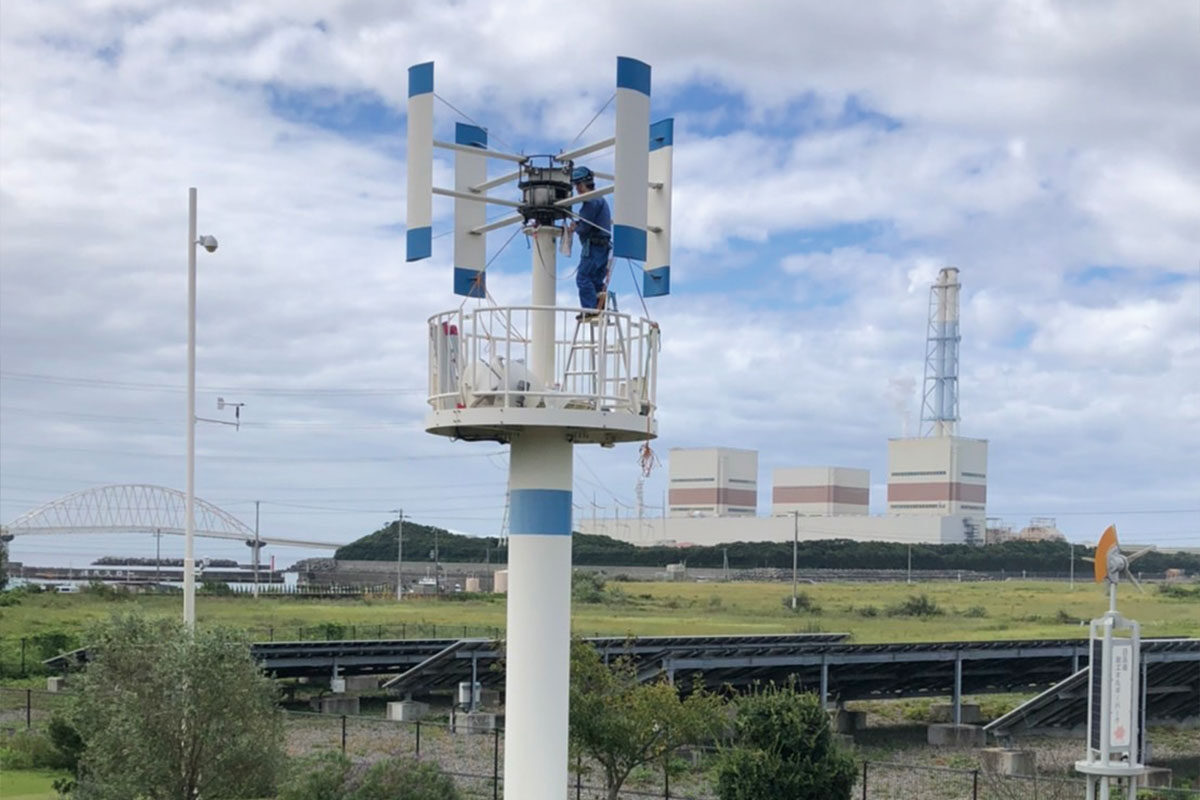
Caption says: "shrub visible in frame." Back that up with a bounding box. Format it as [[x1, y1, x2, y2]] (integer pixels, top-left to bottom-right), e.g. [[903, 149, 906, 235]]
[[856, 605, 879, 618], [962, 605, 988, 618], [0, 728, 73, 770], [781, 592, 821, 613], [572, 571, 608, 604], [278, 751, 352, 800], [310, 622, 348, 640], [31, 630, 79, 661], [717, 685, 855, 800], [1055, 609, 1084, 625], [346, 757, 462, 800], [886, 593, 943, 617], [47, 715, 85, 773]]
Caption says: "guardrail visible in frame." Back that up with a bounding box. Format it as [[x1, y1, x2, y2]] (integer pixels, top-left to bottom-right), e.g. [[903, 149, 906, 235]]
[[428, 305, 658, 417]]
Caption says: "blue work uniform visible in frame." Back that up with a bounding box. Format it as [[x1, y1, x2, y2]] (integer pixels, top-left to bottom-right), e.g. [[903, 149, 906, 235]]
[[574, 196, 612, 309]]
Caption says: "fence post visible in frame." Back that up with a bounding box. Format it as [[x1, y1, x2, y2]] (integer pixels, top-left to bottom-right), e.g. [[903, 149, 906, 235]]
[[299, 627, 304, 641], [493, 727, 500, 800], [402, 623, 407, 639], [341, 714, 347, 755], [972, 769, 979, 800], [663, 757, 669, 799], [576, 752, 582, 800], [415, 720, 421, 758], [378, 624, 383, 639], [861, 760, 868, 800], [26, 688, 32, 728], [269, 626, 274, 642], [351, 625, 357, 640], [20, 637, 27, 676]]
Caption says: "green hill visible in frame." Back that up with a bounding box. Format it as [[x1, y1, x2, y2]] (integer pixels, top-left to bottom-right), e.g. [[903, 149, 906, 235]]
[[334, 521, 1200, 575]]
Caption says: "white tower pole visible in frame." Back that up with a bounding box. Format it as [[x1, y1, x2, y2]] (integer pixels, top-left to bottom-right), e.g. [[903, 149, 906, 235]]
[[184, 187, 198, 630], [501, 225, 575, 799], [529, 226, 558, 378]]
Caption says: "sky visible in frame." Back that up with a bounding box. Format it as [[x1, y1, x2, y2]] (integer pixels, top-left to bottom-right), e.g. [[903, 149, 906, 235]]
[[1, 0, 1197, 570]]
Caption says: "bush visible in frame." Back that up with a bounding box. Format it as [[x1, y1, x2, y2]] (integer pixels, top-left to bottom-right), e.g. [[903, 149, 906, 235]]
[[781, 592, 821, 614], [47, 715, 85, 773], [310, 622, 348, 640], [962, 605, 988, 618], [572, 571, 608, 604], [886, 593, 943, 617], [856, 605, 879, 618], [200, 580, 234, 596], [346, 757, 462, 800], [278, 751, 352, 800], [31, 630, 79, 661], [1156, 583, 1200, 599], [0, 728, 73, 770], [717, 685, 855, 800]]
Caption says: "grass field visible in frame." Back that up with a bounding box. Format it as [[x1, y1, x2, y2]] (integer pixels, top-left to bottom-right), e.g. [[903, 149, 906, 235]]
[[2, 579, 1197, 647], [0, 769, 68, 800]]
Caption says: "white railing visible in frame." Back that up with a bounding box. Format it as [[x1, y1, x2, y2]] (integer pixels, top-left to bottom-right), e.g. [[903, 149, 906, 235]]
[[428, 305, 659, 418]]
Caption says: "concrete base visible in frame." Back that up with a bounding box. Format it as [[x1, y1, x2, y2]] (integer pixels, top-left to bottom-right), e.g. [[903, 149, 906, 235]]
[[1143, 767, 1172, 788], [386, 700, 430, 722], [312, 696, 360, 715], [344, 675, 380, 693], [929, 703, 982, 724], [927, 723, 986, 747], [456, 711, 498, 734], [46, 676, 66, 693], [833, 733, 856, 751], [832, 709, 867, 733], [980, 748, 1035, 776]]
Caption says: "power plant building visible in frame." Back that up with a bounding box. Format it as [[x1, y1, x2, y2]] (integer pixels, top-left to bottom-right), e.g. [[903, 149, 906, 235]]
[[574, 267, 992, 549], [772, 467, 869, 516], [668, 447, 757, 517]]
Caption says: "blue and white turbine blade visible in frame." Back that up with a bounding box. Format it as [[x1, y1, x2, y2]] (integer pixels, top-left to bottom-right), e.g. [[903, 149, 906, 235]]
[[406, 62, 434, 262], [612, 57, 650, 262], [644, 118, 673, 297], [453, 122, 487, 297]]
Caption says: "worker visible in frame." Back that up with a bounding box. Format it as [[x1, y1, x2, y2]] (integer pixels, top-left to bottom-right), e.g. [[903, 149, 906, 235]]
[[567, 166, 611, 317]]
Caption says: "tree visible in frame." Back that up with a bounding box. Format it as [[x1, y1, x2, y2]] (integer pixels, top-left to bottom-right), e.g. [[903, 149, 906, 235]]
[[716, 684, 855, 800], [569, 639, 725, 800], [68, 612, 284, 800]]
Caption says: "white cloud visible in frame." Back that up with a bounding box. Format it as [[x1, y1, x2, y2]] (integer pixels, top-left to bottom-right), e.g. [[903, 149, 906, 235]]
[[2, 0, 1198, 567]]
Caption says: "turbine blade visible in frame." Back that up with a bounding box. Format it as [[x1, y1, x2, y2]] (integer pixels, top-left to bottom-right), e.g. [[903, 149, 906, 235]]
[[1126, 569, 1145, 594], [1093, 525, 1118, 584], [1126, 546, 1155, 564]]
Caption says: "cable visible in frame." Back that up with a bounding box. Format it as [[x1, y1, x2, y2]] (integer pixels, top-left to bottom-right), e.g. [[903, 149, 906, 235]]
[[566, 93, 615, 150], [434, 93, 518, 154], [0, 371, 422, 397]]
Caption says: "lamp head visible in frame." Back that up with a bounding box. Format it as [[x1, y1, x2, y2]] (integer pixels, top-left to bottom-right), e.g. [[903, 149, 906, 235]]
[[198, 235, 219, 253]]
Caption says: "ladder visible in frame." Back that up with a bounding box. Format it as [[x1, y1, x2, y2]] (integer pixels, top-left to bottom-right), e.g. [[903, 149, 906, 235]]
[[563, 294, 628, 408]]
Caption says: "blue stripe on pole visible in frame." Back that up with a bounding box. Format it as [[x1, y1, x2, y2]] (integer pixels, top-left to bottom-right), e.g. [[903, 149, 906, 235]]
[[454, 267, 486, 297], [406, 226, 432, 261], [613, 224, 646, 261], [649, 118, 673, 152], [408, 62, 434, 97], [509, 489, 573, 536], [643, 265, 670, 297], [455, 122, 487, 148], [616, 57, 651, 96]]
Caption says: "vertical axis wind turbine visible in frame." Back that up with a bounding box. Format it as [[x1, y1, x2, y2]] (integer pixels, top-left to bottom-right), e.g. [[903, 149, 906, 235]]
[[405, 57, 673, 800]]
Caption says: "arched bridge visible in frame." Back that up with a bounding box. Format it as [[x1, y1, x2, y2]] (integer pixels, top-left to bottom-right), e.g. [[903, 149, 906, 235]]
[[1, 484, 341, 549]]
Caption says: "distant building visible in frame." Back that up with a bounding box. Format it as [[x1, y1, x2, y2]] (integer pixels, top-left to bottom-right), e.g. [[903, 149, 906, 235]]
[[668, 447, 757, 518], [887, 436, 987, 544], [772, 467, 869, 516]]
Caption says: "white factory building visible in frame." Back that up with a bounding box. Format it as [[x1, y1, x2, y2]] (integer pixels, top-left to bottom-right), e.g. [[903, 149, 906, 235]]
[[575, 442, 987, 546], [573, 268, 991, 548]]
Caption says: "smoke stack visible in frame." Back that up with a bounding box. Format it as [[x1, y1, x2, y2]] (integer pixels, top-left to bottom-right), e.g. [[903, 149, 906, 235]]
[[920, 267, 961, 437]]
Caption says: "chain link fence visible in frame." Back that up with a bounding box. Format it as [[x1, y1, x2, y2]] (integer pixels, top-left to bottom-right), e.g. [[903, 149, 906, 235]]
[[4, 688, 1197, 799]]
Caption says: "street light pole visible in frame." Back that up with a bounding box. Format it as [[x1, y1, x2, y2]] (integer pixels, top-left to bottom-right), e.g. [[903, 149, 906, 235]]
[[1069, 541, 1075, 590], [184, 187, 198, 629], [183, 187, 218, 630], [791, 510, 799, 610], [392, 509, 404, 600], [253, 500, 261, 598]]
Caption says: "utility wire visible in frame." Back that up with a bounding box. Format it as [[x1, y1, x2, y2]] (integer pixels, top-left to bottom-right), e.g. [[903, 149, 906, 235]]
[[434, 93, 519, 154], [566, 93, 615, 150]]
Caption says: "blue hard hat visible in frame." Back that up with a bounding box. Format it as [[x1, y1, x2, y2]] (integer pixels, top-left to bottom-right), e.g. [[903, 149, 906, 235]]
[[571, 166, 593, 184]]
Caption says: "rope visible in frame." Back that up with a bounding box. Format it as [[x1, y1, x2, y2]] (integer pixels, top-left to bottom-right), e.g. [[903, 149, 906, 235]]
[[566, 93, 615, 150], [459, 225, 522, 311], [434, 93, 519, 154]]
